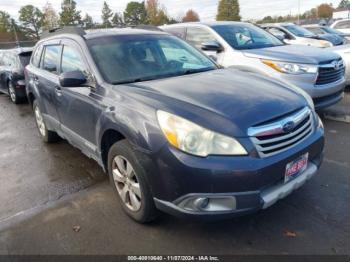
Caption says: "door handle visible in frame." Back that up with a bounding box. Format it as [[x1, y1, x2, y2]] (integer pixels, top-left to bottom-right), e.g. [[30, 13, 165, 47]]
[[55, 86, 62, 96]]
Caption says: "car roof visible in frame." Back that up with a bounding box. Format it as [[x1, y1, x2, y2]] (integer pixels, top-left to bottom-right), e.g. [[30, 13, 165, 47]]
[[39, 27, 167, 43], [260, 23, 295, 27], [162, 21, 250, 28], [84, 28, 167, 40], [303, 24, 320, 27]]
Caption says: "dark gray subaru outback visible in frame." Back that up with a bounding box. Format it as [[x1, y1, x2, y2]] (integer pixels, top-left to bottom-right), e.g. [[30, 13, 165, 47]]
[[25, 27, 324, 223]]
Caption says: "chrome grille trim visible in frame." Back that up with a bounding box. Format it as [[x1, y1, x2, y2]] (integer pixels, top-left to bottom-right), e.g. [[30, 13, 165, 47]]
[[316, 59, 345, 86], [248, 107, 314, 158]]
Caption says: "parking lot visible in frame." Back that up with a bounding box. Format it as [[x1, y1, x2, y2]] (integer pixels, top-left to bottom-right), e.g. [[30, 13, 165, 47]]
[[0, 93, 349, 255]]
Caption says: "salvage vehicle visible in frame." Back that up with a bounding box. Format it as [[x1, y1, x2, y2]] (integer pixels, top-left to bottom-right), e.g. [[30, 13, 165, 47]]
[[162, 22, 345, 110], [0, 48, 32, 104], [260, 23, 333, 48], [26, 27, 324, 223]]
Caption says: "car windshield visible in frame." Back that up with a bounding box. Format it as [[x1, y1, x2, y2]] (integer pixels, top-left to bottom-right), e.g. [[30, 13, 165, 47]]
[[87, 34, 217, 85], [283, 25, 316, 37], [322, 27, 343, 35], [211, 24, 284, 50]]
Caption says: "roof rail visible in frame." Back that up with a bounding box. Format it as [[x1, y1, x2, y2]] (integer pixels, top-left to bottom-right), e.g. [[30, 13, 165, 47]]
[[41, 26, 86, 39], [130, 25, 163, 32]]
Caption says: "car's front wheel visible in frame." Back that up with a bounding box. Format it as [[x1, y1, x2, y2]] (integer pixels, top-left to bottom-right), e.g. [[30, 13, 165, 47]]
[[33, 100, 59, 143], [108, 140, 158, 223]]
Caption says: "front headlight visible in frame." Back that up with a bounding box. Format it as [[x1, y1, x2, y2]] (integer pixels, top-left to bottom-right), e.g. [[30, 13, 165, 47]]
[[319, 40, 333, 48], [157, 111, 247, 157], [262, 60, 318, 74]]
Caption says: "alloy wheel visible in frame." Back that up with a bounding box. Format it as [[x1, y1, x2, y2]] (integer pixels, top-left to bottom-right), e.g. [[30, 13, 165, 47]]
[[112, 155, 142, 212], [8, 82, 16, 103], [34, 105, 46, 137]]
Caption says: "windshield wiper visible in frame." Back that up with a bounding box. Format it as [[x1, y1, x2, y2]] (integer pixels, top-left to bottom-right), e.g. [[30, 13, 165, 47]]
[[112, 76, 158, 85], [112, 69, 215, 85], [182, 67, 215, 75]]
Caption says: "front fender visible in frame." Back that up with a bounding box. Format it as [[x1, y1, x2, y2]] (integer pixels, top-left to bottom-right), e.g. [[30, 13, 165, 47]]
[[97, 101, 166, 155]]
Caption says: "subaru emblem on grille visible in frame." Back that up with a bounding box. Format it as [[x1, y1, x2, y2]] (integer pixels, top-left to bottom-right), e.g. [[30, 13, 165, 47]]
[[282, 121, 295, 133], [332, 60, 340, 70]]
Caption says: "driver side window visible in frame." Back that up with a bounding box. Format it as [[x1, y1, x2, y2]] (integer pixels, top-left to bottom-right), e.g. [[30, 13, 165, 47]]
[[61, 45, 86, 74], [235, 28, 253, 46]]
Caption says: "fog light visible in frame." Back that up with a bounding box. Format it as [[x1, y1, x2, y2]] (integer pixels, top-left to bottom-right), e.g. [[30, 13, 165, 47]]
[[177, 195, 236, 212], [194, 197, 210, 210]]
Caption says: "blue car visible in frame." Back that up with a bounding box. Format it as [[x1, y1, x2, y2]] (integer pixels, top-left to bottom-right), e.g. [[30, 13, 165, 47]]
[[25, 27, 324, 223], [304, 25, 349, 45]]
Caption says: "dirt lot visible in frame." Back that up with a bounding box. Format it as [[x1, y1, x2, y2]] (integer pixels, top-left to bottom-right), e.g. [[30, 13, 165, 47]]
[[0, 94, 349, 255]]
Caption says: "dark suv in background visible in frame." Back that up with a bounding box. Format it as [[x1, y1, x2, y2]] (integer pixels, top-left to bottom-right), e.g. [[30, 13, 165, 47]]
[[0, 48, 32, 104], [26, 27, 324, 223]]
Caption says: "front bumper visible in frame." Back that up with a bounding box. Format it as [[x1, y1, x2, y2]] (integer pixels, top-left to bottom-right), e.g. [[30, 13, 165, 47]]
[[282, 75, 346, 110], [146, 127, 324, 219], [154, 156, 322, 219]]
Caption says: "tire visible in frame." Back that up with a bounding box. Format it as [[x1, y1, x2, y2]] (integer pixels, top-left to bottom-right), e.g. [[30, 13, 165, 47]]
[[32, 100, 59, 143], [108, 140, 158, 223], [8, 81, 23, 104]]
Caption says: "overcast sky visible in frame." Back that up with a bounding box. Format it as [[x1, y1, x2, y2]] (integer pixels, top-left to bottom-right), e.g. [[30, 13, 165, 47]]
[[0, 0, 342, 22]]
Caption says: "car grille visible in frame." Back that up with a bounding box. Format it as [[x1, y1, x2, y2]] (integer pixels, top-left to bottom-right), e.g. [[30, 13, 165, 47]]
[[316, 59, 345, 85], [248, 107, 314, 158]]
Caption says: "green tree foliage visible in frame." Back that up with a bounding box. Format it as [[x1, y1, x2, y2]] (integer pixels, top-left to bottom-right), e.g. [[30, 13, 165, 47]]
[[18, 5, 43, 40], [112, 12, 125, 27], [0, 11, 12, 32], [146, 0, 169, 25], [82, 13, 94, 29], [42, 2, 59, 30], [216, 0, 241, 21], [59, 0, 82, 26], [338, 0, 350, 8], [124, 1, 148, 25], [101, 1, 113, 28]]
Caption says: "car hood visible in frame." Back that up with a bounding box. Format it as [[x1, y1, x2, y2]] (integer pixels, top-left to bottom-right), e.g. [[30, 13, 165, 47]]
[[243, 44, 340, 64], [129, 69, 308, 137], [316, 34, 343, 45]]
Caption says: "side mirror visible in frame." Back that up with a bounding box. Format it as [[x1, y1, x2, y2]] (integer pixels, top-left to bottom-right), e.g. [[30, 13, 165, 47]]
[[275, 34, 286, 41], [44, 64, 57, 73], [201, 41, 223, 52], [59, 70, 87, 87]]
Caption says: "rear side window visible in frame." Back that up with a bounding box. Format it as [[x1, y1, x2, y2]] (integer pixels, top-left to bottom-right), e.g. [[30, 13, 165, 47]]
[[32, 45, 43, 67], [186, 27, 217, 49], [61, 45, 85, 73], [42, 45, 61, 74]]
